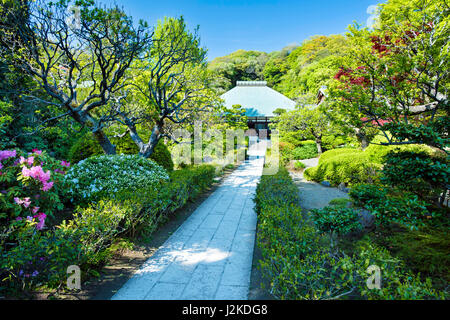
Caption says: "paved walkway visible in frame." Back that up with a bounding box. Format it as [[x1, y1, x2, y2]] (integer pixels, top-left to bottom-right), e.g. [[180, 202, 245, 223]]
[[291, 158, 349, 211], [112, 142, 266, 300]]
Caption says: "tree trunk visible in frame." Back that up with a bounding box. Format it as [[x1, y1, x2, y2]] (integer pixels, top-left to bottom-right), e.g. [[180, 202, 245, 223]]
[[315, 137, 323, 155], [92, 129, 116, 155], [73, 110, 116, 155], [355, 128, 369, 150], [141, 124, 161, 158]]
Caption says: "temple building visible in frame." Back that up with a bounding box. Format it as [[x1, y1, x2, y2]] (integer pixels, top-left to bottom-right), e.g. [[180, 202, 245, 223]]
[[220, 81, 296, 137]]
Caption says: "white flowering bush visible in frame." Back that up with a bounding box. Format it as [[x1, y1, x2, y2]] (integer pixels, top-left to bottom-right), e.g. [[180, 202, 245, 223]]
[[64, 154, 169, 204]]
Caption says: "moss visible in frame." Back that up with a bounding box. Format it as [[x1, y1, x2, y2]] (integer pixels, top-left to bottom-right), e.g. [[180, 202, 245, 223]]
[[370, 225, 450, 290], [329, 198, 351, 208]]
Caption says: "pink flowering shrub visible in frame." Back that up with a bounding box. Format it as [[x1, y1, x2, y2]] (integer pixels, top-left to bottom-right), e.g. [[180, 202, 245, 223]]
[[0, 149, 70, 232]]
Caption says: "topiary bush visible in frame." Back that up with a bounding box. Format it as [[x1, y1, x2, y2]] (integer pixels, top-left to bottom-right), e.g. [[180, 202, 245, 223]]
[[322, 135, 357, 150], [69, 133, 174, 171], [318, 147, 362, 164], [68, 133, 103, 164], [304, 152, 381, 186], [64, 154, 169, 205], [149, 141, 174, 172], [365, 143, 439, 165]]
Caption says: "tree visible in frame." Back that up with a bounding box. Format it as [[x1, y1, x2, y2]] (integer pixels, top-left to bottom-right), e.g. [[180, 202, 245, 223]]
[[116, 17, 220, 158], [331, 0, 449, 205], [0, 0, 149, 155], [208, 50, 269, 92], [275, 107, 330, 155], [331, 0, 448, 153]]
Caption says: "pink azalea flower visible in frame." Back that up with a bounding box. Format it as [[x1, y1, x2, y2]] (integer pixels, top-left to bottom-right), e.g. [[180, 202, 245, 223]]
[[23, 198, 31, 208], [22, 166, 31, 177], [34, 213, 46, 230], [0, 162, 3, 171], [42, 181, 54, 192], [32, 149, 42, 155], [32, 207, 40, 214], [61, 160, 70, 168], [0, 150, 17, 161], [14, 197, 31, 208], [54, 169, 65, 175]]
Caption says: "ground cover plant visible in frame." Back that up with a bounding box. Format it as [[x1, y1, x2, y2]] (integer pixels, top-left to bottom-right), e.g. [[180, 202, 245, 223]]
[[254, 165, 446, 300]]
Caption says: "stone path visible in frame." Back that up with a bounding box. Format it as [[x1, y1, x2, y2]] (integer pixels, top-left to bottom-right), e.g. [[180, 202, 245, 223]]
[[112, 142, 267, 300], [291, 158, 349, 211]]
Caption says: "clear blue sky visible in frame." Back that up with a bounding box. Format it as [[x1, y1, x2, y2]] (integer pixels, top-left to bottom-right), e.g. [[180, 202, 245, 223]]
[[101, 0, 381, 60]]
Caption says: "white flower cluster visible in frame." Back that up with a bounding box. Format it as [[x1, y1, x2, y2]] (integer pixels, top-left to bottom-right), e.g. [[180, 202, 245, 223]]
[[64, 154, 169, 202]]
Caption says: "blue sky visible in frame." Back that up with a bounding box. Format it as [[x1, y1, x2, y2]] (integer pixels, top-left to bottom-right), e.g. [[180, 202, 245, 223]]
[[101, 0, 381, 60]]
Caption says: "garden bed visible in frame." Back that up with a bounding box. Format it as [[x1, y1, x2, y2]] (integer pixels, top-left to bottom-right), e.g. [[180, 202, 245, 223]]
[[32, 164, 240, 300]]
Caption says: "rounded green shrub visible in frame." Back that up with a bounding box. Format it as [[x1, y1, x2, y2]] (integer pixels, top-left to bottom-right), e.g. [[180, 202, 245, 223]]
[[305, 153, 381, 186], [64, 154, 169, 204], [311, 206, 362, 236], [322, 135, 357, 150], [69, 133, 173, 171], [365, 143, 440, 165], [149, 141, 174, 172], [291, 144, 318, 160], [68, 133, 103, 164], [318, 148, 361, 164]]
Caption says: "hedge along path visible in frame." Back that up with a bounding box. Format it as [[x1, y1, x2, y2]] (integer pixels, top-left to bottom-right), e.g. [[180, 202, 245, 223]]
[[292, 158, 349, 211], [112, 141, 267, 300]]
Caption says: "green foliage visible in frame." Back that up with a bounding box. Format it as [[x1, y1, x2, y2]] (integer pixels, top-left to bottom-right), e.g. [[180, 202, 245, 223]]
[[365, 143, 439, 165], [275, 107, 329, 151], [1, 225, 83, 294], [291, 144, 318, 160], [64, 154, 169, 205], [381, 151, 449, 203], [311, 206, 362, 236], [349, 184, 434, 230], [254, 167, 299, 214], [305, 152, 381, 186], [318, 148, 361, 164], [208, 49, 269, 92], [69, 133, 174, 172], [294, 161, 306, 170], [255, 166, 443, 300], [1, 164, 218, 295], [148, 141, 174, 172], [68, 132, 103, 164], [371, 226, 450, 286], [328, 197, 352, 208], [349, 240, 444, 300], [322, 134, 357, 150]]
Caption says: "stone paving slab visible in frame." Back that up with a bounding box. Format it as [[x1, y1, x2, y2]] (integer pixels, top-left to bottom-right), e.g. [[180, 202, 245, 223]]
[[112, 152, 265, 300]]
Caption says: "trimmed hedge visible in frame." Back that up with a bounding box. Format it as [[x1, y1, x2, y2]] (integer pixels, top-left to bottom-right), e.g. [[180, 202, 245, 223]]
[[318, 148, 362, 164], [305, 152, 381, 186], [68, 133, 174, 171], [365, 143, 440, 165], [1, 165, 217, 295], [254, 167, 443, 300]]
